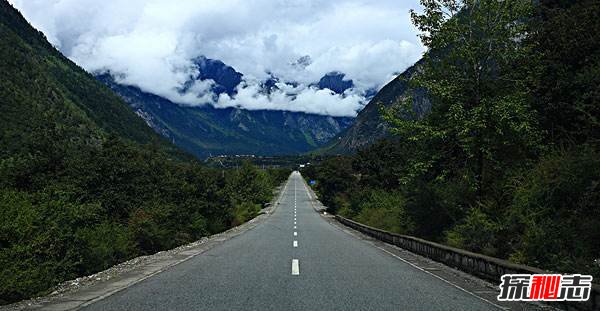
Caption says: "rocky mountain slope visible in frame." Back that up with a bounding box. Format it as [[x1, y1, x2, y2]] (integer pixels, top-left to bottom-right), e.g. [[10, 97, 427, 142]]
[[320, 63, 429, 154], [316, 72, 353, 94], [98, 74, 353, 158]]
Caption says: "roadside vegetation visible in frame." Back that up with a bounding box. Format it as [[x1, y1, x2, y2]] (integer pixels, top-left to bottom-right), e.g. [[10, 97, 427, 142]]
[[0, 140, 288, 304], [304, 0, 599, 279], [0, 3, 289, 304]]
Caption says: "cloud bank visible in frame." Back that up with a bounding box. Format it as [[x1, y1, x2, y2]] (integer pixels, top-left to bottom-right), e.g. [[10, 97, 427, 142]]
[[9, 0, 424, 116]]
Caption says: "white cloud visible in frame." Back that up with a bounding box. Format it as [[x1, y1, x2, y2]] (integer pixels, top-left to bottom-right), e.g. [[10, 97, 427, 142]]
[[215, 79, 365, 117], [9, 0, 425, 116]]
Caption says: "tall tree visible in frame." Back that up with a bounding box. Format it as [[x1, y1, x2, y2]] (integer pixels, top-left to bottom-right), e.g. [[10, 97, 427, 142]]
[[387, 0, 542, 199]]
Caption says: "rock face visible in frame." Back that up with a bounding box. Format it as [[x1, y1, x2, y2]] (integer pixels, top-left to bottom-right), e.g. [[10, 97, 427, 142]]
[[320, 63, 430, 154], [97, 74, 354, 158], [192, 56, 243, 96], [317, 72, 354, 94]]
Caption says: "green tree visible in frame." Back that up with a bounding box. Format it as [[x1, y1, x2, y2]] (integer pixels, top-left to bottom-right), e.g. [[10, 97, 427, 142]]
[[312, 156, 355, 213], [227, 161, 273, 206], [388, 0, 542, 199]]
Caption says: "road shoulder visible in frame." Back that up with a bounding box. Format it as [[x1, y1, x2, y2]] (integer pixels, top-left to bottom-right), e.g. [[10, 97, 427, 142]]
[[322, 214, 555, 311]]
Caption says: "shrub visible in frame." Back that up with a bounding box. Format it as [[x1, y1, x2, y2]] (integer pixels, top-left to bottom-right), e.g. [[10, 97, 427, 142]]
[[445, 208, 499, 256], [508, 147, 600, 276], [232, 202, 261, 226], [353, 190, 414, 235]]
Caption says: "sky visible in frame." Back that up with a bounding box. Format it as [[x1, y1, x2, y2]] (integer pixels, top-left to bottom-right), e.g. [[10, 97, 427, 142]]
[[9, 0, 425, 117]]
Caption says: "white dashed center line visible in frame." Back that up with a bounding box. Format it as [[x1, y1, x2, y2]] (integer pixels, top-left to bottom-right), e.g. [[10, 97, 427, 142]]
[[291, 175, 302, 276], [292, 259, 300, 275]]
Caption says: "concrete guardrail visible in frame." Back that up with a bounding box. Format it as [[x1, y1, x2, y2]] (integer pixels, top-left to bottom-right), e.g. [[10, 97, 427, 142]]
[[336, 215, 600, 311]]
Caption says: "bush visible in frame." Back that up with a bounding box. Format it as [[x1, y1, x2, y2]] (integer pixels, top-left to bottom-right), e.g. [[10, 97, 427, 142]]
[[445, 208, 499, 256], [0, 190, 94, 303], [232, 202, 261, 226], [353, 190, 414, 235], [508, 147, 600, 276], [0, 146, 286, 304]]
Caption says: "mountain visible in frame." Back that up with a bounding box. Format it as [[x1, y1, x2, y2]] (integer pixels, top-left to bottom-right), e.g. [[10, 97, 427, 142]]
[[191, 56, 243, 96], [97, 74, 354, 158], [317, 72, 354, 94], [320, 63, 430, 154], [0, 1, 174, 153], [189, 55, 354, 96], [93, 55, 357, 158]]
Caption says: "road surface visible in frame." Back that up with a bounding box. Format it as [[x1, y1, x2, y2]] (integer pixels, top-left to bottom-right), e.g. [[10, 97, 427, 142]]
[[83, 172, 499, 311]]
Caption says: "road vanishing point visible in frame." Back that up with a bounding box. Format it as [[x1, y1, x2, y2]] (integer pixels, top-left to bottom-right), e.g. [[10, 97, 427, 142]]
[[82, 172, 516, 311]]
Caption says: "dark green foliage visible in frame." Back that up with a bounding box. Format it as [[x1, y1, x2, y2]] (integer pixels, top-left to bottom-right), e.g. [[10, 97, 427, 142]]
[[0, 3, 166, 148], [529, 0, 600, 144], [225, 161, 285, 226], [445, 208, 499, 256], [306, 0, 599, 280], [507, 147, 600, 277], [352, 139, 407, 190], [302, 156, 355, 214], [349, 190, 414, 235], [227, 161, 274, 206], [0, 136, 286, 303], [0, 1, 289, 304]]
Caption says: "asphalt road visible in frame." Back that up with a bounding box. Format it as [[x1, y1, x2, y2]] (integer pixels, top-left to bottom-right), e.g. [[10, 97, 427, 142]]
[[83, 172, 498, 311]]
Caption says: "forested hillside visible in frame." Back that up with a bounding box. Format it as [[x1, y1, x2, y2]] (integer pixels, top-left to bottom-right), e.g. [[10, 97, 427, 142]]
[[305, 0, 599, 279], [0, 1, 288, 304]]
